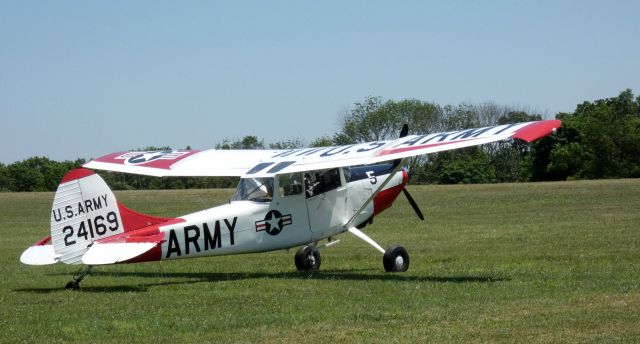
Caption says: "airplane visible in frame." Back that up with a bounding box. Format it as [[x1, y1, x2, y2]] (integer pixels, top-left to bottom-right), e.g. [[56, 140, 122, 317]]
[[20, 119, 561, 289]]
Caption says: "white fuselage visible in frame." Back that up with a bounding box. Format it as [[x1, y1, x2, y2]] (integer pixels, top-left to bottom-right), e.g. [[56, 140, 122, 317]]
[[157, 166, 405, 261]]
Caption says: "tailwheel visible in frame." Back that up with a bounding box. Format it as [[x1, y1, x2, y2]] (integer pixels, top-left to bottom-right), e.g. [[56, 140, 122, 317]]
[[383, 245, 409, 272], [295, 245, 321, 271], [64, 265, 93, 290], [65, 281, 80, 290]]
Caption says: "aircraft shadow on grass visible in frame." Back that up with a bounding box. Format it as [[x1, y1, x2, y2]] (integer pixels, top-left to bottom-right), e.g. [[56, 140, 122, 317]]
[[14, 270, 508, 294]]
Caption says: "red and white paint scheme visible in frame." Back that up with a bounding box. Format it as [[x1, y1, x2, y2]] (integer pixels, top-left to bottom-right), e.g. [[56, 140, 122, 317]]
[[20, 120, 561, 289]]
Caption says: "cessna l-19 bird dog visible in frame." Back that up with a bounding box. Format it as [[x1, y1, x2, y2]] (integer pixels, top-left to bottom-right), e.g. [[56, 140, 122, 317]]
[[21, 120, 560, 289]]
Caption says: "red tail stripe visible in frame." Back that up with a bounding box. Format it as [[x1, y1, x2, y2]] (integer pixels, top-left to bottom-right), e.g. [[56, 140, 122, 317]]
[[117, 202, 175, 232], [34, 235, 52, 246], [60, 168, 95, 183]]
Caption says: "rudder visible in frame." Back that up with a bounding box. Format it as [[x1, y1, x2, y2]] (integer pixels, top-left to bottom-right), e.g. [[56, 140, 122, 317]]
[[50, 168, 125, 264]]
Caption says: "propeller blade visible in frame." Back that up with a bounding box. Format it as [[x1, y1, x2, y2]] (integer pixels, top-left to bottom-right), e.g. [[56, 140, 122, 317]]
[[399, 124, 409, 138], [402, 188, 424, 221], [398, 124, 423, 220], [393, 124, 410, 168]]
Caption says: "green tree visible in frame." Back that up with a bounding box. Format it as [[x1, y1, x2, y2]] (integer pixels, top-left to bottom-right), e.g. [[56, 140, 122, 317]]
[[334, 97, 444, 182], [441, 104, 480, 130], [424, 148, 496, 184], [135, 146, 172, 151], [492, 112, 543, 182], [0, 163, 9, 191], [334, 96, 443, 144], [333, 96, 395, 144], [4, 157, 83, 191], [216, 136, 265, 150], [335, 96, 546, 184], [536, 89, 640, 180], [8, 162, 45, 191], [269, 138, 305, 149], [579, 89, 640, 178], [309, 136, 334, 147]]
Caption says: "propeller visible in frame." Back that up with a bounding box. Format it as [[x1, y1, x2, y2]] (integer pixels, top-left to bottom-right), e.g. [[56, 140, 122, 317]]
[[397, 124, 425, 221], [402, 187, 424, 221]]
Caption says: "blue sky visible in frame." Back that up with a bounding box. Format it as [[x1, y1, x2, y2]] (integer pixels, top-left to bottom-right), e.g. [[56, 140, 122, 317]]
[[1, 1, 638, 163]]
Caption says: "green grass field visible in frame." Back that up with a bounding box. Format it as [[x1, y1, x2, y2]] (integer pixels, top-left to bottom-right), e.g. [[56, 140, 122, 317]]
[[1, 180, 639, 343]]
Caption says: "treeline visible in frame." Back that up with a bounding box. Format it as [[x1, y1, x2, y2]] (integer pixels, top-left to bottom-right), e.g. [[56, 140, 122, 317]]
[[329, 89, 640, 183], [331, 97, 542, 184], [0, 157, 86, 192], [0, 156, 238, 192], [1, 89, 638, 191], [538, 89, 640, 180]]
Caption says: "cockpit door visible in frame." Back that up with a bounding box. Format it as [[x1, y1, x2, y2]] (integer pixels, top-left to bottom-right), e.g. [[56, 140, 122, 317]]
[[266, 173, 312, 246], [305, 168, 348, 239]]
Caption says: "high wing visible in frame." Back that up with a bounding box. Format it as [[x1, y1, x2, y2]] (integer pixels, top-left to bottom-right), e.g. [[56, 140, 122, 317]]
[[84, 120, 560, 177]]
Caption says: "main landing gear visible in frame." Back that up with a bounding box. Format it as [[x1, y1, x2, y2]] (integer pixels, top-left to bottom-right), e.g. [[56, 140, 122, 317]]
[[65, 265, 92, 290], [295, 245, 321, 271], [348, 226, 410, 272], [294, 231, 410, 273]]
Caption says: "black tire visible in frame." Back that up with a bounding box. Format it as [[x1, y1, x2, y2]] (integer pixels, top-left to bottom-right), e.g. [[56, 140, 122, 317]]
[[294, 246, 321, 271], [383, 245, 409, 272]]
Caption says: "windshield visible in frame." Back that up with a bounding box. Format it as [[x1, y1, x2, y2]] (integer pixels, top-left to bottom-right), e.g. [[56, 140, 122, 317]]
[[230, 177, 274, 203]]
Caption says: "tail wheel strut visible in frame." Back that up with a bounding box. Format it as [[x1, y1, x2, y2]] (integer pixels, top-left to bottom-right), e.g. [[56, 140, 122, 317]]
[[65, 265, 93, 290]]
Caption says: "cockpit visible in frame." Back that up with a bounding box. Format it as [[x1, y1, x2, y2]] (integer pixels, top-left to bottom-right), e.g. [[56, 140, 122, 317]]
[[230, 169, 343, 204]]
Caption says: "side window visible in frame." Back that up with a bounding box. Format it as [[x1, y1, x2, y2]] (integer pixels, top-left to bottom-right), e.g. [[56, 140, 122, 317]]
[[279, 173, 303, 197], [342, 167, 352, 183], [304, 168, 341, 198]]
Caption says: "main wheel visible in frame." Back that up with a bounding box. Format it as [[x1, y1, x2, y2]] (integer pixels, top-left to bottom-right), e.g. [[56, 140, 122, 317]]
[[383, 245, 409, 272], [295, 246, 321, 271]]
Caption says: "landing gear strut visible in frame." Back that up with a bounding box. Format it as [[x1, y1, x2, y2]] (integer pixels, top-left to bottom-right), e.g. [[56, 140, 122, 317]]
[[65, 265, 93, 290], [295, 245, 321, 271], [347, 227, 410, 272]]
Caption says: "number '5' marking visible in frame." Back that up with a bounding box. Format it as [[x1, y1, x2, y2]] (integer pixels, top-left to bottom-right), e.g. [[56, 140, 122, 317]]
[[366, 171, 377, 184]]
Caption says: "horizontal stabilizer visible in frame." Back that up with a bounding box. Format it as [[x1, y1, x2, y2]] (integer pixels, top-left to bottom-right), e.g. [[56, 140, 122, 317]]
[[20, 245, 58, 265], [82, 242, 157, 265]]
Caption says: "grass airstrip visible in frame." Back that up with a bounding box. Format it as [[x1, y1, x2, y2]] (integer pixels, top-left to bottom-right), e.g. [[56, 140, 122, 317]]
[[1, 179, 639, 343]]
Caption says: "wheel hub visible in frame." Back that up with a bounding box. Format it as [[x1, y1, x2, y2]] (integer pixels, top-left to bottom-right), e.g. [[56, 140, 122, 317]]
[[395, 256, 404, 268]]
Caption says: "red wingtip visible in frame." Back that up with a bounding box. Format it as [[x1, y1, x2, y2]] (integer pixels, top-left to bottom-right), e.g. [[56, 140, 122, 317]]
[[511, 120, 562, 143], [60, 168, 95, 183]]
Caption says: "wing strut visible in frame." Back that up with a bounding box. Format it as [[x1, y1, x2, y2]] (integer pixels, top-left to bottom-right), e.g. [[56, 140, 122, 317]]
[[342, 158, 407, 230]]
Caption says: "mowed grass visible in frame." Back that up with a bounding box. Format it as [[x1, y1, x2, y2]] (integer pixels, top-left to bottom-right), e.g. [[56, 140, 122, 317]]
[[1, 180, 639, 343]]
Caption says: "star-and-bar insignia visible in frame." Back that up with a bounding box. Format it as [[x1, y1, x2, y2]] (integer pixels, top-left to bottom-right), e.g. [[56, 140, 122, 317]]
[[116, 151, 191, 166], [255, 210, 292, 236]]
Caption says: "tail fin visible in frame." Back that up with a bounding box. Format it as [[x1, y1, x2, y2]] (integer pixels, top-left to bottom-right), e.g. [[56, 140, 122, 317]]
[[48, 168, 170, 264]]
